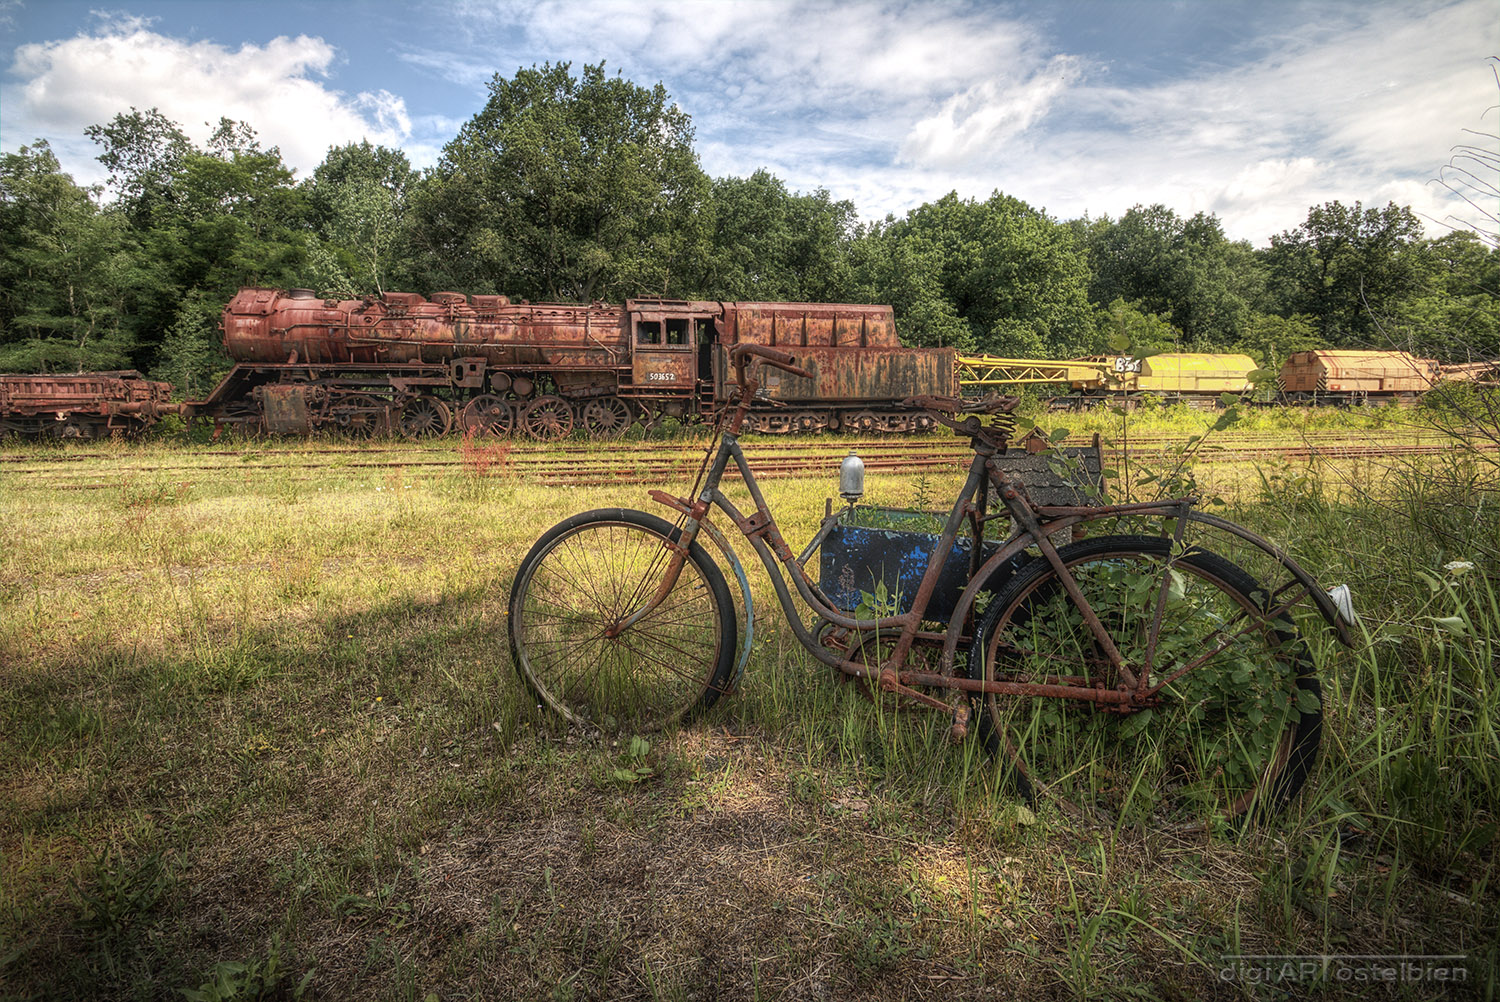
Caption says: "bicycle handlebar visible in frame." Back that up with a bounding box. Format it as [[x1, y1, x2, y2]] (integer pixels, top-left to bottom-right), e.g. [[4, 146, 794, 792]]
[[729, 343, 814, 386]]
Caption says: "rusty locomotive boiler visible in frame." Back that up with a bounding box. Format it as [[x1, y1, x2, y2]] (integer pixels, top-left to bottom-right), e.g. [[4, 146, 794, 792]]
[[0, 371, 182, 439], [192, 288, 955, 438]]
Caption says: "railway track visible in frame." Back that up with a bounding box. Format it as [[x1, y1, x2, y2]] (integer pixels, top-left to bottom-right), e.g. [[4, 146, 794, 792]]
[[4, 434, 1491, 488], [0, 427, 1460, 465]]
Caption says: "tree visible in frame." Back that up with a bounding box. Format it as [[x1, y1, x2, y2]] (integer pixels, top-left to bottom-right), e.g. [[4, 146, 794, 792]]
[[1081, 205, 1265, 348], [696, 171, 855, 301], [414, 62, 710, 302], [305, 142, 416, 296], [848, 220, 973, 350], [854, 192, 1094, 356], [0, 142, 132, 371], [1262, 200, 1427, 342], [1096, 299, 1182, 356], [83, 107, 192, 227], [1232, 312, 1322, 371], [85, 111, 310, 388]]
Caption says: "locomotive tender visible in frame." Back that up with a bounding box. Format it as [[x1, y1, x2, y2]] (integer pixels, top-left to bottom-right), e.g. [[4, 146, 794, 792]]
[[195, 288, 955, 438]]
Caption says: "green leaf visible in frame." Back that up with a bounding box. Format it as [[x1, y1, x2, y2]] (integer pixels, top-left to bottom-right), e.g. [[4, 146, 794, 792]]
[[1048, 427, 1071, 443], [1107, 330, 1131, 353], [1167, 568, 1186, 602], [1431, 616, 1468, 637]]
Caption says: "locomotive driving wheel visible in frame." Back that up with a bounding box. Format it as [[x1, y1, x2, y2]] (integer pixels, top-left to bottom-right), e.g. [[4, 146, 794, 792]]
[[334, 394, 386, 438], [581, 396, 633, 438], [519, 395, 574, 440], [399, 395, 452, 438], [459, 394, 513, 437]]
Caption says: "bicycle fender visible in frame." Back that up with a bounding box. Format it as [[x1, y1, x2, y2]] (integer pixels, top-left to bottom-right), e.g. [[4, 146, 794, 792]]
[[695, 517, 755, 691], [649, 491, 754, 688], [1185, 511, 1354, 647]]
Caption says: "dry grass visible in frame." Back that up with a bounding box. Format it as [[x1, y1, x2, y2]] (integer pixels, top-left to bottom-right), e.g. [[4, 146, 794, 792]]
[[0, 423, 1493, 1001]]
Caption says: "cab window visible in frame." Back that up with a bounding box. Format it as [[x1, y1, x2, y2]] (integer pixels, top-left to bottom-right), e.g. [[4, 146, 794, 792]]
[[635, 320, 661, 345]]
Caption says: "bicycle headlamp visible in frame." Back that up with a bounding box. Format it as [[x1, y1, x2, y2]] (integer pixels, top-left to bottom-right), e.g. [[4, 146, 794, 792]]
[[839, 449, 865, 502]]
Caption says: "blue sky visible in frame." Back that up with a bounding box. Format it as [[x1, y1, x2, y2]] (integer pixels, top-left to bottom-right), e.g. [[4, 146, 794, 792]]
[[2, 0, 1496, 245]]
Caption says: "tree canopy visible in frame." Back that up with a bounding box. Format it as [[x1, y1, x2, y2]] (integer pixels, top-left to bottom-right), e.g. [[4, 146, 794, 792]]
[[414, 61, 708, 302]]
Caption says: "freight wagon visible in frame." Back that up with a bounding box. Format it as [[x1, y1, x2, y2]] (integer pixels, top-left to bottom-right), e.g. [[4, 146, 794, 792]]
[[0, 371, 181, 439], [192, 289, 955, 438], [1045, 353, 1258, 408], [1277, 350, 1438, 404]]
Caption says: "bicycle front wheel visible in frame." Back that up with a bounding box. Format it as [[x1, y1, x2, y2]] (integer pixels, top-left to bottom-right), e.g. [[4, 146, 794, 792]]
[[508, 509, 737, 732], [969, 535, 1321, 827]]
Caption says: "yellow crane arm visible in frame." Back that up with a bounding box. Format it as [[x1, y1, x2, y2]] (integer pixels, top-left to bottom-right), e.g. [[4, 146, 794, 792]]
[[956, 355, 1116, 387]]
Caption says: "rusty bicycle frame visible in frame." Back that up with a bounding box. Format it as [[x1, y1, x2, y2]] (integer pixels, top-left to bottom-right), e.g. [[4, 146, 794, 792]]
[[635, 344, 1353, 734]]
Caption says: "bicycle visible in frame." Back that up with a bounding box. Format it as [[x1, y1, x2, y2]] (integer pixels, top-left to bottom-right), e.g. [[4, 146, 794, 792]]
[[507, 344, 1354, 826]]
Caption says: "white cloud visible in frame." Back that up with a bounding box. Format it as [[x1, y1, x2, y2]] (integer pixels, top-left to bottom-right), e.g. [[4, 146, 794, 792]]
[[1, 14, 412, 184], [899, 56, 1080, 168], [426, 0, 1045, 127]]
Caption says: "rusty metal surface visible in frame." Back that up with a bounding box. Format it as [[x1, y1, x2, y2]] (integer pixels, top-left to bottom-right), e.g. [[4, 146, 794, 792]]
[[223, 290, 901, 369], [631, 345, 695, 390], [0, 371, 179, 437], [1278, 350, 1438, 395], [757, 346, 957, 403], [207, 287, 947, 437], [257, 384, 316, 434], [721, 302, 899, 349]]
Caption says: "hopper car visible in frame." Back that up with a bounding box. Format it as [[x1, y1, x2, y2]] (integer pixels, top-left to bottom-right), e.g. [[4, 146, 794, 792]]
[[1277, 350, 1439, 404], [190, 288, 956, 438], [0, 371, 181, 439]]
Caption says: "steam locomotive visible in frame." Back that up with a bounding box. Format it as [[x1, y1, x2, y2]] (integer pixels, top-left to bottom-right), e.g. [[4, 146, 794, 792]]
[[191, 288, 956, 438]]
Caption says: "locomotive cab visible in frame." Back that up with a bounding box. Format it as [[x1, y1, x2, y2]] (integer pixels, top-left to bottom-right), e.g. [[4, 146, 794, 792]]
[[626, 301, 717, 397]]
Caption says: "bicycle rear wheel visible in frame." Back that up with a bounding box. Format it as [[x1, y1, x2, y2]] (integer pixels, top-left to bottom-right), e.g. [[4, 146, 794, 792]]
[[508, 509, 737, 732], [968, 535, 1321, 828]]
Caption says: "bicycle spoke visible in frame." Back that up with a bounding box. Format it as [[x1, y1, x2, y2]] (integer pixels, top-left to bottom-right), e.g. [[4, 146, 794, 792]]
[[971, 536, 1320, 828], [509, 513, 736, 732]]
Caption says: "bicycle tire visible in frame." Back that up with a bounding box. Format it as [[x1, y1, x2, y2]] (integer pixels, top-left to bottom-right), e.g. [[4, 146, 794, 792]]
[[508, 508, 737, 732], [968, 535, 1321, 827]]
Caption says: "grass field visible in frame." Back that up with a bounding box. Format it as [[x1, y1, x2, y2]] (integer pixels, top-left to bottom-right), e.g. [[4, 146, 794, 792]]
[[2, 407, 1497, 1000]]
